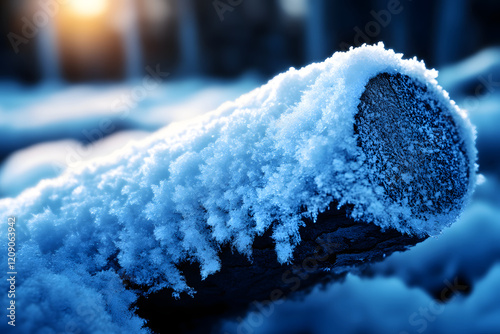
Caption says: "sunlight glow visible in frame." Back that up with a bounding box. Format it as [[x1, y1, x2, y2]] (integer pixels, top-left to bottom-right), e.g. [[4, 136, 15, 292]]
[[67, 0, 109, 18]]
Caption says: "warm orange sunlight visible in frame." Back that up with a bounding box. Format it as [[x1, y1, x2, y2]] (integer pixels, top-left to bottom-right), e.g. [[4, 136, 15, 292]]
[[66, 0, 109, 18]]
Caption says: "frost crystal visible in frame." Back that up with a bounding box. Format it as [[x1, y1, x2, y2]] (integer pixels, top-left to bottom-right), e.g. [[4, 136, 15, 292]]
[[0, 43, 476, 333]]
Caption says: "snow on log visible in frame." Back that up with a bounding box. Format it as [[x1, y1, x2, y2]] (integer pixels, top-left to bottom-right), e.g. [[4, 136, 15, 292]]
[[0, 44, 477, 334]]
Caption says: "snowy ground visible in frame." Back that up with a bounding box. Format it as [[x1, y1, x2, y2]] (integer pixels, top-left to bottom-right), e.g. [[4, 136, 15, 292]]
[[0, 47, 499, 334]]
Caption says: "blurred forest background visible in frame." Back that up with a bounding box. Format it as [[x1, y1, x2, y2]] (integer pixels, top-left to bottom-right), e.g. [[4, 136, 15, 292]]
[[1, 0, 499, 82]]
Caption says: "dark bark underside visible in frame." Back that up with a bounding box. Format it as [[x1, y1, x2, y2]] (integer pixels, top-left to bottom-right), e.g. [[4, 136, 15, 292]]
[[136, 204, 425, 334]]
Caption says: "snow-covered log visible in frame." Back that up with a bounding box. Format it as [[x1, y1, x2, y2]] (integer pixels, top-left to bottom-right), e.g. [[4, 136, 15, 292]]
[[137, 70, 477, 333], [0, 44, 476, 334]]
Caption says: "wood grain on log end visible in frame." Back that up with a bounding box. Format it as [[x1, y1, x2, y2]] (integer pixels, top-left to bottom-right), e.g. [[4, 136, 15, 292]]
[[356, 73, 470, 221]]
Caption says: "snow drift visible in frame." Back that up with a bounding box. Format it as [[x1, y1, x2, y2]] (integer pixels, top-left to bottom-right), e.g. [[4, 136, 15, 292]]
[[0, 43, 477, 333]]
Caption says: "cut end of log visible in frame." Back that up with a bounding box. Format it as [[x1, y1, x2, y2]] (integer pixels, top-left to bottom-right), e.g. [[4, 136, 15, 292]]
[[355, 72, 471, 226]]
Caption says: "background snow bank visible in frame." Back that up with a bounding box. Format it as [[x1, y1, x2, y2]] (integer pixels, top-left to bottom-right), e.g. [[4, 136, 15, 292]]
[[0, 75, 261, 158], [222, 264, 500, 334], [0, 44, 476, 333]]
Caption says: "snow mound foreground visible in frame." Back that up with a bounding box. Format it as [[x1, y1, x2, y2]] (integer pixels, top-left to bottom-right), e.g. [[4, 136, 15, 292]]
[[0, 43, 476, 333]]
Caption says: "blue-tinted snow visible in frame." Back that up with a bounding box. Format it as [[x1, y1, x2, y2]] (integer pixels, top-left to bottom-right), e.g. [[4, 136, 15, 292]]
[[0, 44, 480, 333]]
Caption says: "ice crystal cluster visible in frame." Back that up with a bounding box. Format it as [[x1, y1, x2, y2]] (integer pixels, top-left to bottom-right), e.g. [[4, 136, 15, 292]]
[[0, 43, 476, 333]]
